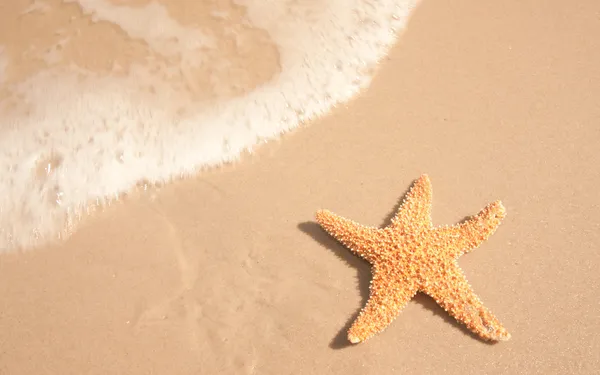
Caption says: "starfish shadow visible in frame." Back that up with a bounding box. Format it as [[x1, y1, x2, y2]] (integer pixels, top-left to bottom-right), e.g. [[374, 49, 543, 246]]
[[297, 221, 371, 349], [299, 179, 495, 348]]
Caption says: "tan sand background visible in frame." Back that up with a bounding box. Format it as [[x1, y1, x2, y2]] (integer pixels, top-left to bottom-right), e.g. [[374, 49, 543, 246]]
[[1, 0, 600, 374]]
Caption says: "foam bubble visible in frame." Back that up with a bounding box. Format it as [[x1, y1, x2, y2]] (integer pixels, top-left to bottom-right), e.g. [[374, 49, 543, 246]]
[[0, 0, 419, 252]]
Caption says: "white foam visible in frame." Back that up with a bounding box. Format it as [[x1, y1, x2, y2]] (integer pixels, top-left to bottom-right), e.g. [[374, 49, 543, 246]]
[[70, 0, 215, 59], [0, 0, 419, 252]]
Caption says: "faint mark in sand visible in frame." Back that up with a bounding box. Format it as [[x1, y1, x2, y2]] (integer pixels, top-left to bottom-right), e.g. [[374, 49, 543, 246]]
[[132, 204, 203, 356], [130, 201, 264, 373], [21, 0, 52, 15], [0, 46, 7, 84]]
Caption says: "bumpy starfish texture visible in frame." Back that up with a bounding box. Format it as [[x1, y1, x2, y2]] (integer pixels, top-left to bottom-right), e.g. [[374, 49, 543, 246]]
[[316, 174, 510, 344]]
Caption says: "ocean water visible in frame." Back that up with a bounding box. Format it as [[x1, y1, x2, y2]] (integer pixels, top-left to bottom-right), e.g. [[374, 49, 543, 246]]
[[0, 0, 418, 252]]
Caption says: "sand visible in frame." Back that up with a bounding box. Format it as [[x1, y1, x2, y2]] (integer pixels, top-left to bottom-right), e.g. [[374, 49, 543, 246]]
[[1, 0, 600, 374]]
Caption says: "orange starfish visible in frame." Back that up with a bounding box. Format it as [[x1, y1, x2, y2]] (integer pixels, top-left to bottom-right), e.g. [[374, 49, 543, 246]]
[[315, 174, 510, 344]]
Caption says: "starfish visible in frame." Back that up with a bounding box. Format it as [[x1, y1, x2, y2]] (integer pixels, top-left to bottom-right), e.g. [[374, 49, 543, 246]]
[[315, 174, 510, 344]]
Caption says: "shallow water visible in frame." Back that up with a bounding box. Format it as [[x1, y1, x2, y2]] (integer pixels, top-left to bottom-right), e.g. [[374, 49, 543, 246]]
[[0, 0, 418, 252]]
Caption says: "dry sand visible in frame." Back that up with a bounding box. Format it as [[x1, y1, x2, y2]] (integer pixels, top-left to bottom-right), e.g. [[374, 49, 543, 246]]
[[1, 0, 600, 374]]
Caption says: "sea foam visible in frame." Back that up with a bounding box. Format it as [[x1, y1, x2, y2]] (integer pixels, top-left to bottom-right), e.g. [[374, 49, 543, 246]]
[[0, 0, 419, 252]]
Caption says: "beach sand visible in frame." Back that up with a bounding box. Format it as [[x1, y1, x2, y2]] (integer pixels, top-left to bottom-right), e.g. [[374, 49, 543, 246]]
[[1, 0, 600, 374]]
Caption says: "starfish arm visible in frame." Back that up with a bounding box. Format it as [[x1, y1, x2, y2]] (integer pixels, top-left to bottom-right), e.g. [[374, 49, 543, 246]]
[[435, 201, 506, 258], [347, 265, 418, 343], [316, 209, 384, 263], [422, 262, 510, 341], [391, 174, 433, 231]]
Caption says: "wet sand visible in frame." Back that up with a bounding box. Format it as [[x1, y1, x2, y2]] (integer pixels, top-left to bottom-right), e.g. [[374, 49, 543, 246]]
[[1, 0, 600, 374]]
